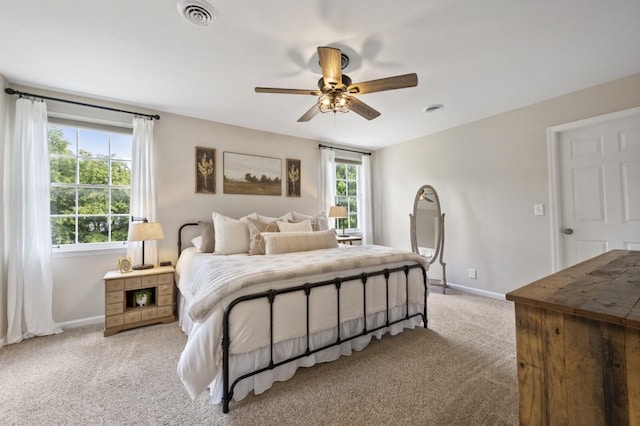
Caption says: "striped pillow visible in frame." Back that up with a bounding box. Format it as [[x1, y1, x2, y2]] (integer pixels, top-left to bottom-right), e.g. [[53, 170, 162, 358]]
[[264, 230, 338, 255]]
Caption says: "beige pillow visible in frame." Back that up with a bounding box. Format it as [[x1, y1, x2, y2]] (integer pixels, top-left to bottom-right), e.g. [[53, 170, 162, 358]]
[[242, 217, 280, 255], [246, 222, 266, 255], [277, 220, 313, 233], [264, 230, 338, 255], [212, 212, 249, 255]]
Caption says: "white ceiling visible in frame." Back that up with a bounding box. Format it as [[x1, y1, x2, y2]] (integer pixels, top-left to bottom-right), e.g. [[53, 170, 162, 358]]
[[1, 0, 639, 150]]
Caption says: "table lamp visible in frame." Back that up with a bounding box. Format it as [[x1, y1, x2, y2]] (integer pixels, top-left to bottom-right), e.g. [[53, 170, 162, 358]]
[[328, 205, 348, 236], [128, 217, 165, 270]]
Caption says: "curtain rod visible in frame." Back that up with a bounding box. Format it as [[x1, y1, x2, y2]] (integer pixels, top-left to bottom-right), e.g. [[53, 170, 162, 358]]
[[318, 143, 371, 156], [4, 88, 160, 120]]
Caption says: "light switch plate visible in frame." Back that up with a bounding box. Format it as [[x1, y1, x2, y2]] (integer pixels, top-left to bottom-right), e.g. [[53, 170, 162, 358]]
[[534, 204, 544, 216]]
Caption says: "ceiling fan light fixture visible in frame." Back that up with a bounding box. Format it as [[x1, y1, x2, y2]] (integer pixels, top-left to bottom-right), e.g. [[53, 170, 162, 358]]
[[255, 46, 417, 122], [318, 93, 351, 114]]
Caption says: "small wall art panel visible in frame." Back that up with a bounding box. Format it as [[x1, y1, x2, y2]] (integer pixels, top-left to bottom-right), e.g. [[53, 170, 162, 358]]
[[286, 158, 301, 197], [195, 146, 216, 194]]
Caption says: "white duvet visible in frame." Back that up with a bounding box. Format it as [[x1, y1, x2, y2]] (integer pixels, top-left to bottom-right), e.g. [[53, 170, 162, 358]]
[[176, 245, 429, 402]]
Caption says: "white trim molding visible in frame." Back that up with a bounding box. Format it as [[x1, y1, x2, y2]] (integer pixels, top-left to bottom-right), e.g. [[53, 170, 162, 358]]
[[546, 106, 640, 272], [56, 315, 104, 330], [445, 282, 506, 300]]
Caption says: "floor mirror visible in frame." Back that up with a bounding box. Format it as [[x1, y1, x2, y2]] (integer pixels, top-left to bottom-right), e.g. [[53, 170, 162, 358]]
[[409, 185, 447, 293]]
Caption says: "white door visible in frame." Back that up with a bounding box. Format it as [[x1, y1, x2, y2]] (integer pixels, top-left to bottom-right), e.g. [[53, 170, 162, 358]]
[[559, 113, 640, 268]]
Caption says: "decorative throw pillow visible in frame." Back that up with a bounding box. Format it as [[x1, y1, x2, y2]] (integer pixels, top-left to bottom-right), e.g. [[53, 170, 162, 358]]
[[212, 212, 250, 255], [277, 220, 313, 233], [197, 221, 215, 253], [246, 222, 266, 256], [264, 230, 338, 255], [242, 217, 280, 255]]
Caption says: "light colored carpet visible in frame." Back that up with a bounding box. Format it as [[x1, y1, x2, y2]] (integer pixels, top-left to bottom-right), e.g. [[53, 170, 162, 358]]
[[0, 290, 518, 425]]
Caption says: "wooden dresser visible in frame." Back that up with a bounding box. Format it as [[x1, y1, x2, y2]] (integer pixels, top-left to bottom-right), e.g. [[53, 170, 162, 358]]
[[103, 265, 176, 337], [506, 250, 640, 425]]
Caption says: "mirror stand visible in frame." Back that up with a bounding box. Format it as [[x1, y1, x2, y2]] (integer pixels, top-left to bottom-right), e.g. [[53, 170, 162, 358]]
[[410, 185, 447, 293]]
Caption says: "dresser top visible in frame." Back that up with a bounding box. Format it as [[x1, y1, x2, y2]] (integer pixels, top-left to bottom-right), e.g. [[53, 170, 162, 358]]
[[506, 250, 640, 329]]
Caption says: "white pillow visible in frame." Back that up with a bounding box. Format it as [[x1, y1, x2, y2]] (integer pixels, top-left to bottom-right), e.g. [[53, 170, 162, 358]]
[[290, 211, 312, 221], [212, 212, 250, 254], [246, 212, 292, 224], [279, 211, 294, 222], [256, 214, 278, 223], [264, 230, 338, 255], [290, 211, 329, 231], [277, 220, 313, 233], [191, 235, 203, 251]]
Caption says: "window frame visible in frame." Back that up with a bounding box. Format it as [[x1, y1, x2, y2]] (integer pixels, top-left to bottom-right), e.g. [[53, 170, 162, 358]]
[[48, 117, 133, 252], [334, 159, 361, 234]]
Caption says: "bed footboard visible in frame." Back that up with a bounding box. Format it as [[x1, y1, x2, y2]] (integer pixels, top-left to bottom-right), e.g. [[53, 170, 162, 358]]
[[221, 264, 428, 413]]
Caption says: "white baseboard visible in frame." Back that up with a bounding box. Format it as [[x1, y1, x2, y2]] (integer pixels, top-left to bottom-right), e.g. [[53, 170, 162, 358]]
[[56, 315, 104, 330], [444, 282, 506, 300], [0, 318, 102, 347]]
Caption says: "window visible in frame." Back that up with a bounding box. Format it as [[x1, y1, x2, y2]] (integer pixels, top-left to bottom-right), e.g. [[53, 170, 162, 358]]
[[335, 161, 360, 232], [48, 121, 132, 247]]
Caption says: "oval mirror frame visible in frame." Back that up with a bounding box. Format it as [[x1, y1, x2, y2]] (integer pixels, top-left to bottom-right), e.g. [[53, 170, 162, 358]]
[[410, 184, 447, 292]]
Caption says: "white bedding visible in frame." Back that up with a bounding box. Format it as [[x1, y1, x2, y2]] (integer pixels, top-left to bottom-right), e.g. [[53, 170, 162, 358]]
[[175, 245, 429, 403]]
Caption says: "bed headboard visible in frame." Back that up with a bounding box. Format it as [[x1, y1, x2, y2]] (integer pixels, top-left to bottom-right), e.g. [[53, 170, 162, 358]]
[[178, 222, 199, 255]]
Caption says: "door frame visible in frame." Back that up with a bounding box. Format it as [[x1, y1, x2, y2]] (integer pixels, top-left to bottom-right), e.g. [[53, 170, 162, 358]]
[[546, 106, 640, 271]]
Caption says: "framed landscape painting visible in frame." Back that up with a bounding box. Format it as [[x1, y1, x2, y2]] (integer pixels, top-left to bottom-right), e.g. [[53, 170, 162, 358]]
[[195, 147, 216, 194], [286, 158, 301, 197], [223, 152, 282, 196]]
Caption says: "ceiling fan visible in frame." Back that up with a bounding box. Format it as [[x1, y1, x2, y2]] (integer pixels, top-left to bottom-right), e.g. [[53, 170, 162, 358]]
[[255, 46, 418, 122]]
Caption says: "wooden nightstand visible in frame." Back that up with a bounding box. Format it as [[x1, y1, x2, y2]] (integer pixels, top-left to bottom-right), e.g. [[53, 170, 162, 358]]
[[103, 265, 176, 337], [336, 235, 362, 245]]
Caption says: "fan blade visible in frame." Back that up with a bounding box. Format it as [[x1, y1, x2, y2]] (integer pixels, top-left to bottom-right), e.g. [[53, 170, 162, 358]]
[[297, 104, 321, 122], [349, 97, 381, 120], [348, 73, 418, 95], [255, 87, 322, 95], [317, 46, 342, 88]]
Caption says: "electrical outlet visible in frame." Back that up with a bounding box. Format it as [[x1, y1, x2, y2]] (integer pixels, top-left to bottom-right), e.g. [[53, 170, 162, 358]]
[[468, 268, 477, 279], [534, 204, 545, 216]]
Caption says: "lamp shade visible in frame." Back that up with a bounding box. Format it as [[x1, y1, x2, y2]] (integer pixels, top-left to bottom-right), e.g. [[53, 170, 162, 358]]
[[128, 222, 165, 242], [328, 206, 348, 219]]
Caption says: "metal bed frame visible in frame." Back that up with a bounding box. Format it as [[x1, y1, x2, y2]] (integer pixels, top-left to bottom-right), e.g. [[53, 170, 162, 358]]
[[178, 222, 428, 413]]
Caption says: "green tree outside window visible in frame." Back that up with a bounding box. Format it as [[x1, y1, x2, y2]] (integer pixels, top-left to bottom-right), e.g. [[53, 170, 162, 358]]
[[49, 124, 132, 246], [334, 162, 360, 232]]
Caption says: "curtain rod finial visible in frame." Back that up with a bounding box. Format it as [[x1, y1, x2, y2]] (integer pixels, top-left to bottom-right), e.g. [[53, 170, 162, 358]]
[[5, 88, 17, 95]]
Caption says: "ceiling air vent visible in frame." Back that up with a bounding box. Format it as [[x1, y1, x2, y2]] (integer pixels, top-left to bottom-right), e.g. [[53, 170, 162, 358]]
[[177, 0, 216, 26], [424, 104, 444, 113]]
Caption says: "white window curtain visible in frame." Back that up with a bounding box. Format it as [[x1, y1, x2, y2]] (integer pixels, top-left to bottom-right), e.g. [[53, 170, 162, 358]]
[[359, 154, 373, 244], [127, 117, 158, 266], [3, 98, 61, 345], [319, 148, 336, 218]]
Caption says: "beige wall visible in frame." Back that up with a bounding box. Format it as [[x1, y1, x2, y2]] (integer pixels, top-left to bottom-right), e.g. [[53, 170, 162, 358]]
[[3, 72, 639, 328], [374, 73, 640, 296], [0, 74, 8, 343], [3, 85, 323, 326]]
